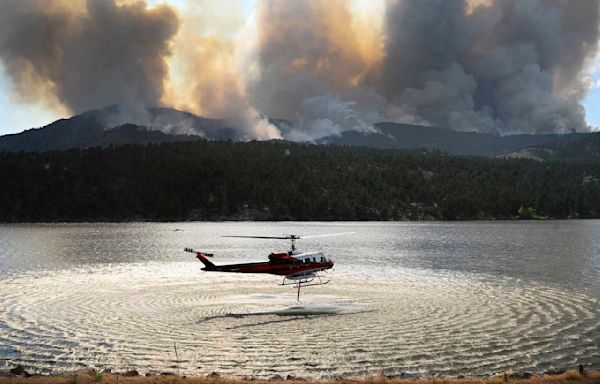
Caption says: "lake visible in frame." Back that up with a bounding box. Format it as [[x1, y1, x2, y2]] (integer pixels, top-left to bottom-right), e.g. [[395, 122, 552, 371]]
[[0, 221, 599, 378]]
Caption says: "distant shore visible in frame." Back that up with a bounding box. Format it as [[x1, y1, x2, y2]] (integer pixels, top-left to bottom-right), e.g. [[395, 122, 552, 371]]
[[0, 217, 592, 224], [3, 140, 600, 222], [2, 369, 599, 384]]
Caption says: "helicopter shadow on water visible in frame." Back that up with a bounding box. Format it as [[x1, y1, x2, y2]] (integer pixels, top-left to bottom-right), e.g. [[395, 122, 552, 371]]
[[196, 305, 375, 330]]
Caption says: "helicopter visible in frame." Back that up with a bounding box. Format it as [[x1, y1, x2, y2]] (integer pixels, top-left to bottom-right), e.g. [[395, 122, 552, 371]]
[[184, 233, 353, 300]]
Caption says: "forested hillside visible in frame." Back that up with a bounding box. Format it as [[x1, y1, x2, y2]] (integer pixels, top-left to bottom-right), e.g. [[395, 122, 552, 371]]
[[535, 132, 600, 162], [1, 140, 599, 222]]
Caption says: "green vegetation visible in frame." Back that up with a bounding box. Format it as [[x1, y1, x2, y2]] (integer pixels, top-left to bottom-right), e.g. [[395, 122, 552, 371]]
[[538, 132, 600, 162], [516, 206, 548, 220], [1, 140, 600, 222]]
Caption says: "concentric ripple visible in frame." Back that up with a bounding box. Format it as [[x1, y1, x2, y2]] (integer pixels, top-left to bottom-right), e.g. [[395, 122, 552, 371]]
[[1, 262, 598, 379]]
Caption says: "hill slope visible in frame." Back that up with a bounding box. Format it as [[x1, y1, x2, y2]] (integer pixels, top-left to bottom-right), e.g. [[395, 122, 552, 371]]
[[502, 132, 600, 162], [0, 105, 235, 152], [325, 123, 587, 157]]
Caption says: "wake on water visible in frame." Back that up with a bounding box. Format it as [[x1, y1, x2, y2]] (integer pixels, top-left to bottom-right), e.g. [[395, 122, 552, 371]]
[[4, 261, 599, 378]]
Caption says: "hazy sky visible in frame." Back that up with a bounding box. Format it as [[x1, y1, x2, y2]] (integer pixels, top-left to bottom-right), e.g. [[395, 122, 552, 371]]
[[1, 0, 599, 137], [584, 57, 600, 131], [0, 67, 64, 134]]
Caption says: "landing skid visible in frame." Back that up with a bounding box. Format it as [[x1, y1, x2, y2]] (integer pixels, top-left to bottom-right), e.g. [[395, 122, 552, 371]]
[[281, 272, 330, 301]]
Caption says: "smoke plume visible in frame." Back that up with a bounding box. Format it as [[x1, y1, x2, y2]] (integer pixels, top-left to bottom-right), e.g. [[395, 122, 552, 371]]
[[161, 0, 281, 139], [246, 0, 382, 140], [0, 0, 599, 138], [0, 0, 178, 113], [381, 0, 600, 134]]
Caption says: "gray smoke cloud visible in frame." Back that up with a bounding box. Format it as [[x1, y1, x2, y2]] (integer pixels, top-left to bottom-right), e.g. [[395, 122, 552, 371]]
[[247, 0, 600, 137], [0, 0, 178, 114], [0, 0, 599, 138], [247, 0, 381, 140], [381, 0, 600, 134]]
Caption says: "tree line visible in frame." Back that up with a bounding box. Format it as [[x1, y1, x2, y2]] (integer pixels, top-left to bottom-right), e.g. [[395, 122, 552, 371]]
[[1, 140, 599, 222]]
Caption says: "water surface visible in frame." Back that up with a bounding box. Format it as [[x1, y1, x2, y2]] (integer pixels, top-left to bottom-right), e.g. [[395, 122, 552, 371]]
[[0, 221, 599, 378]]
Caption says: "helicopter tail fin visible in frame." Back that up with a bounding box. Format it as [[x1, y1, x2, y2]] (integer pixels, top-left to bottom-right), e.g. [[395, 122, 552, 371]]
[[184, 248, 216, 270], [196, 253, 216, 270]]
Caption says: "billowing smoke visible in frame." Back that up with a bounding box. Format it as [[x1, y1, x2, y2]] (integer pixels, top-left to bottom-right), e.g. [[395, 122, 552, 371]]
[[247, 0, 600, 136], [381, 0, 600, 134], [0, 0, 599, 138], [161, 0, 281, 139], [282, 95, 378, 142], [0, 0, 179, 115], [245, 0, 383, 140]]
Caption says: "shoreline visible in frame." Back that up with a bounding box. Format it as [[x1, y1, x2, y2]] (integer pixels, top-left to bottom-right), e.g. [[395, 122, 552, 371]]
[[2, 369, 599, 383], [1, 217, 596, 224]]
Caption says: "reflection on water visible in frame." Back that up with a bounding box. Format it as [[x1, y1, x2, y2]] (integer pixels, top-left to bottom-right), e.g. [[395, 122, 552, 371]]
[[0, 221, 599, 378]]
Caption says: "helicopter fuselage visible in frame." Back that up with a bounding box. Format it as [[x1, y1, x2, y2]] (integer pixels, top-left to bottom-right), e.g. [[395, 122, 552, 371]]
[[195, 251, 334, 277]]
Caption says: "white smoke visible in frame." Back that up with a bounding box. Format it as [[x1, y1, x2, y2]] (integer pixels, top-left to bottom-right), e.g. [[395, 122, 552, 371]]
[[283, 95, 378, 142]]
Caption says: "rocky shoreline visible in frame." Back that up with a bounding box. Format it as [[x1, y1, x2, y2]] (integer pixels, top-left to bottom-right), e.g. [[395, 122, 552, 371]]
[[2, 365, 599, 383]]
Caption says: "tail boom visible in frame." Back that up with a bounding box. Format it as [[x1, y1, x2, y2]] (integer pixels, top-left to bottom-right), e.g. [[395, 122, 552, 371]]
[[184, 247, 216, 270]]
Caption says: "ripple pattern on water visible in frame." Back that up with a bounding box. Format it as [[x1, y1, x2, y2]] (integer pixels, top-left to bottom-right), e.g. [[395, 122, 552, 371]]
[[0, 262, 599, 378]]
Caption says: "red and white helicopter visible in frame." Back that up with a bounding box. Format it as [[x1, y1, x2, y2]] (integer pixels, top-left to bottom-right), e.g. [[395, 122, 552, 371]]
[[185, 233, 352, 300]]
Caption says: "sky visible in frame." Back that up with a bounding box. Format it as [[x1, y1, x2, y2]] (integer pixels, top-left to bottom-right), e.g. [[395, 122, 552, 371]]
[[0, 66, 63, 135], [0, 0, 599, 137], [583, 61, 600, 131]]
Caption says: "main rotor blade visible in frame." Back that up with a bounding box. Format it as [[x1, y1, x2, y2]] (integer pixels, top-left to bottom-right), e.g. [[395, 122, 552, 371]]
[[299, 232, 355, 239], [222, 235, 292, 240], [222, 232, 355, 240]]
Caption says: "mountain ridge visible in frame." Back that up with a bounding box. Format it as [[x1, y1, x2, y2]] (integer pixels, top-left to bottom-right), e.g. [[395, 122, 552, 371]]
[[0, 105, 236, 153], [0, 105, 593, 157]]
